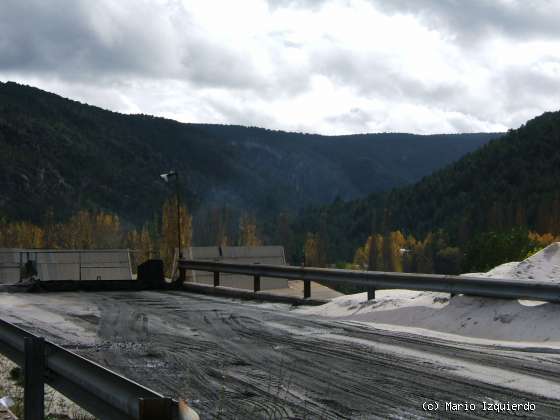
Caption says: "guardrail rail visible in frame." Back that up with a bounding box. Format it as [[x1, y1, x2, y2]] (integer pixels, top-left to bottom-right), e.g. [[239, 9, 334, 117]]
[[0, 319, 178, 420], [179, 259, 560, 302]]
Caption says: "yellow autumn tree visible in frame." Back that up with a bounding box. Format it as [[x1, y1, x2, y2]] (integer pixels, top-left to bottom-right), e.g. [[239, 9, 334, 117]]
[[128, 224, 156, 270], [59, 210, 94, 248], [389, 230, 406, 272], [92, 212, 122, 248], [213, 207, 230, 246], [43, 209, 62, 248], [1, 221, 45, 248], [238, 214, 262, 246], [304, 232, 326, 267], [0, 221, 4, 247], [354, 231, 411, 272], [528, 231, 560, 254]]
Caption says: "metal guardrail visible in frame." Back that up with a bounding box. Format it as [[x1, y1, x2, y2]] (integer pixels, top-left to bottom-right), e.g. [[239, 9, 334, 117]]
[[0, 319, 178, 420], [179, 259, 560, 302]]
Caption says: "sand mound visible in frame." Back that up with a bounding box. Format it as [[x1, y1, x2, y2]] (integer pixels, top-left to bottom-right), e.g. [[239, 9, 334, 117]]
[[296, 243, 560, 345], [465, 242, 560, 283]]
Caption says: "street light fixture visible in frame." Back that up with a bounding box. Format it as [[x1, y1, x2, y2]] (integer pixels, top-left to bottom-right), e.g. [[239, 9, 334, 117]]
[[160, 170, 185, 283], [159, 171, 176, 183]]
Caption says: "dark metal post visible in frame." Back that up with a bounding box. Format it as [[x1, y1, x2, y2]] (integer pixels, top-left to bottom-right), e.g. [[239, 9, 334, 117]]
[[24, 336, 45, 420], [178, 265, 186, 284], [254, 275, 260, 293], [175, 173, 186, 284], [304, 279, 311, 299], [367, 288, 376, 300], [139, 397, 173, 420], [175, 173, 182, 260], [213, 271, 220, 287]]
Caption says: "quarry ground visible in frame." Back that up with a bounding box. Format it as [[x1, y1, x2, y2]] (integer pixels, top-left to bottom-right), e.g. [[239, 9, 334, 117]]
[[1, 291, 560, 419]]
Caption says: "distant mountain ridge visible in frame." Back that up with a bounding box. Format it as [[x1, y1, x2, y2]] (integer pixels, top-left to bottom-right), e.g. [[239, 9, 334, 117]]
[[299, 109, 560, 261], [0, 81, 499, 230]]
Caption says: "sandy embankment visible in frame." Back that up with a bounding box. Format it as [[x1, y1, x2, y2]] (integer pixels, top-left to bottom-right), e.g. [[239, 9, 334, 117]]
[[297, 243, 560, 346]]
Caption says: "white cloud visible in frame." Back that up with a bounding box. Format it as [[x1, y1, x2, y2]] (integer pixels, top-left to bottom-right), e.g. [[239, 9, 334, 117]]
[[1, 0, 559, 134]]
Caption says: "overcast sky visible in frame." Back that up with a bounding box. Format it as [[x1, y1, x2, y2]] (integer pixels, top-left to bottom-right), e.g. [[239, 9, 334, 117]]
[[1, 0, 560, 135]]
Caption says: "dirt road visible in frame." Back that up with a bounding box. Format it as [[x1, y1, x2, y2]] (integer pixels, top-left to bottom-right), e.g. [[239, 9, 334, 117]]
[[1, 291, 560, 419]]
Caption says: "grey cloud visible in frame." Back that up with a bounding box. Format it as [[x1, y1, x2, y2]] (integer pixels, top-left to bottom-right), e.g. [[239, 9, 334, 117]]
[[265, 0, 329, 12], [0, 0, 316, 100], [0, 1, 172, 79], [446, 114, 493, 133], [267, 0, 560, 43], [181, 37, 311, 96], [311, 46, 466, 105], [282, 40, 303, 48], [180, 41, 263, 90], [501, 64, 560, 98], [491, 63, 560, 123], [0, 0, 557, 136], [0, 0, 271, 91], [204, 96, 279, 129], [370, 0, 560, 44], [326, 108, 373, 133]]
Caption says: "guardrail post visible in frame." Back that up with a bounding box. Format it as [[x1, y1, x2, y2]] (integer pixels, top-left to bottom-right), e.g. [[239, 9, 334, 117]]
[[367, 289, 376, 300], [213, 271, 220, 287], [24, 336, 45, 420], [254, 275, 260, 293], [304, 279, 311, 299], [139, 397, 173, 420], [178, 267, 186, 284]]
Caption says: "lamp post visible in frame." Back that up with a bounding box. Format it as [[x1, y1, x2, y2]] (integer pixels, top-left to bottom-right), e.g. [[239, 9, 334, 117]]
[[160, 170, 185, 284]]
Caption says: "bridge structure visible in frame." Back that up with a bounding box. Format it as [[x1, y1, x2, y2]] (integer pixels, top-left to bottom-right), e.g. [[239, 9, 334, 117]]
[[2, 251, 560, 419]]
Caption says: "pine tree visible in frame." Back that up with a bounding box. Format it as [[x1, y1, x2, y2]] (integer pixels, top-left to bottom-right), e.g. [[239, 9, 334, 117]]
[[402, 234, 417, 272], [368, 234, 384, 270], [275, 212, 294, 262], [514, 203, 527, 227], [382, 233, 393, 271], [42, 209, 59, 248], [412, 232, 434, 273]]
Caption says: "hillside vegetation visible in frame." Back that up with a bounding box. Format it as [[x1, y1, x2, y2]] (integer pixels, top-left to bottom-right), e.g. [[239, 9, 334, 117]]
[[298, 111, 560, 272], [0, 82, 496, 237]]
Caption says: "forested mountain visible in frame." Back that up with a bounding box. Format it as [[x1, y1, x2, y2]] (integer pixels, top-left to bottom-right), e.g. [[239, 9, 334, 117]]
[[0, 81, 497, 239], [299, 110, 560, 267]]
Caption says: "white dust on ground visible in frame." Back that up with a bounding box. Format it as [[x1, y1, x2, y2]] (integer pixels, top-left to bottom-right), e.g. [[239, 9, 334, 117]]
[[296, 243, 560, 346]]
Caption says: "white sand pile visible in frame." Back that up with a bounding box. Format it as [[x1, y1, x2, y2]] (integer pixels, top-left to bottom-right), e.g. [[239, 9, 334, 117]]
[[465, 242, 560, 282], [296, 243, 560, 345]]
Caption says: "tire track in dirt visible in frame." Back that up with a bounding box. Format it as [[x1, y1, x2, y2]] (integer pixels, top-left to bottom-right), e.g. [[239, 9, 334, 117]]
[[2, 291, 560, 419]]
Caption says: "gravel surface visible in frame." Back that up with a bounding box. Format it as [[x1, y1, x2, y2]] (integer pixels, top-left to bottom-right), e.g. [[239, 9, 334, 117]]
[[1, 291, 560, 419]]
